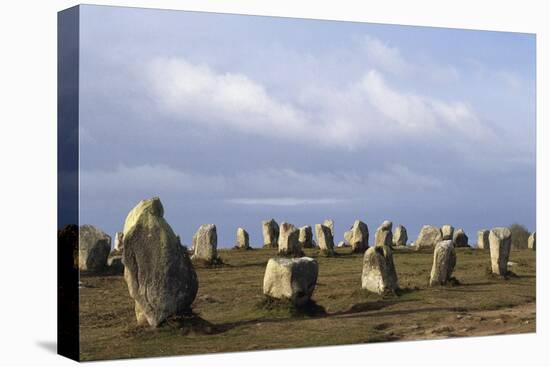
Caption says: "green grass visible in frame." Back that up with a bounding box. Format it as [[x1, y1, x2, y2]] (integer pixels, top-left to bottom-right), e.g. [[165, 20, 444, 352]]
[[79, 247, 536, 361]]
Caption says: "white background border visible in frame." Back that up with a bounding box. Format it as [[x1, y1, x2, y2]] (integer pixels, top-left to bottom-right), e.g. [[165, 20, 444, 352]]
[[0, 1, 546, 366]]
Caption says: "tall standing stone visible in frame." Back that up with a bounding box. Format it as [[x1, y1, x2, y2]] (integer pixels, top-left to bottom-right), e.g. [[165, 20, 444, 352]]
[[528, 232, 536, 250], [453, 228, 469, 247], [429, 240, 457, 286], [262, 219, 279, 248], [348, 220, 369, 253], [278, 222, 302, 256], [263, 257, 318, 306], [114, 231, 123, 251], [361, 244, 398, 295], [315, 224, 335, 256], [375, 221, 393, 247], [78, 225, 111, 272], [477, 229, 490, 249], [192, 224, 219, 263], [414, 225, 443, 250], [299, 225, 314, 248], [489, 227, 512, 276], [122, 197, 198, 327], [235, 227, 250, 249], [323, 219, 334, 236], [441, 225, 455, 241], [393, 225, 408, 247]]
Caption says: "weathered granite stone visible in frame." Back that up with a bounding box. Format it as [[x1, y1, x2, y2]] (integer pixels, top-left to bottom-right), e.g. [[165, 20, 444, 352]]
[[429, 240, 457, 286], [192, 224, 218, 263], [262, 219, 279, 248], [107, 255, 124, 274], [453, 228, 469, 247], [477, 229, 490, 249], [315, 224, 335, 256], [323, 219, 334, 236], [114, 231, 123, 251], [528, 232, 536, 250], [489, 227, 512, 276], [263, 257, 318, 306], [361, 245, 398, 295], [235, 227, 250, 249], [414, 225, 443, 250], [441, 225, 455, 241], [348, 220, 369, 253], [79, 225, 111, 272], [375, 221, 393, 248], [299, 225, 314, 248], [278, 222, 303, 256], [393, 225, 408, 247], [122, 197, 198, 327]]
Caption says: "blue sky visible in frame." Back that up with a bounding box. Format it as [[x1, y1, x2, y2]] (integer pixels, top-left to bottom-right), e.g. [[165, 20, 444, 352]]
[[78, 5, 536, 247]]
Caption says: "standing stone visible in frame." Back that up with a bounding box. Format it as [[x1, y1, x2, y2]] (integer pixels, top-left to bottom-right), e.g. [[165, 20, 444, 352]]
[[262, 219, 279, 248], [263, 257, 318, 306], [337, 241, 349, 248], [393, 225, 408, 247], [348, 220, 369, 253], [122, 197, 198, 327], [375, 221, 393, 247], [477, 229, 490, 249], [453, 228, 469, 247], [528, 232, 536, 250], [299, 226, 314, 248], [429, 240, 457, 286], [414, 225, 443, 250], [323, 219, 334, 236], [78, 225, 111, 272], [315, 224, 335, 256], [192, 224, 218, 263], [107, 256, 124, 274], [278, 222, 302, 256], [441, 225, 455, 241], [235, 227, 250, 249], [114, 231, 123, 251], [361, 244, 398, 295], [489, 227, 512, 276], [344, 229, 352, 246]]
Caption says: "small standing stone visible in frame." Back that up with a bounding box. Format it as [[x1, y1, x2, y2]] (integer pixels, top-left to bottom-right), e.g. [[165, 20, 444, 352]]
[[489, 227, 512, 276], [347, 220, 369, 253], [315, 224, 335, 256], [323, 219, 335, 236], [393, 225, 408, 247], [235, 227, 250, 249], [79, 225, 111, 272], [414, 225, 443, 250], [453, 228, 469, 247], [114, 231, 124, 251], [262, 219, 279, 248], [477, 229, 490, 249], [528, 232, 536, 250], [429, 240, 457, 286], [278, 222, 302, 257], [441, 225, 455, 241], [374, 221, 393, 247], [299, 225, 314, 248], [192, 224, 219, 263], [361, 244, 398, 295], [263, 257, 318, 306]]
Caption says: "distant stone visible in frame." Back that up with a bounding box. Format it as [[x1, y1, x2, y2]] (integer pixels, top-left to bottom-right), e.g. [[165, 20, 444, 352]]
[[79, 225, 111, 272], [278, 222, 303, 257], [337, 241, 349, 248], [361, 245, 398, 295], [375, 221, 393, 248], [441, 225, 455, 241], [414, 225, 443, 250], [315, 224, 335, 256], [348, 220, 369, 253], [299, 226, 314, 248], [489, 227, 512, 276], [235, 227, 250, 249], [323, 219, 335, 236], [263, 257, 318, 306], [192, 224, 219, 263], [262, 219, 279, 248], [108, 256, 124, 274], [344, 229, 352, 247], [429, 240, 457, 286], [453, 228, 469, 247], [122, 197, 198, 327], [114, 231, 123, 251], [528, 232, 536, 250], [477, 229, 490, 249], [393, 225, 408, 247]]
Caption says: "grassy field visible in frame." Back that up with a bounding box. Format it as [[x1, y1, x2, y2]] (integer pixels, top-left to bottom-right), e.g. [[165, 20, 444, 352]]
[[79, 247, 536, 361]]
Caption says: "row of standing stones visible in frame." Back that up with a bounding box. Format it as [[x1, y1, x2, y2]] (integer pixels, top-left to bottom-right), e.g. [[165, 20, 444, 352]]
[[71, 197, 536, 328]]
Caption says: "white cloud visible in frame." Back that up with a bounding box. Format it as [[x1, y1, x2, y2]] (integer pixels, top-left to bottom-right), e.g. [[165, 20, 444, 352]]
[[361, 36, 412, 77]]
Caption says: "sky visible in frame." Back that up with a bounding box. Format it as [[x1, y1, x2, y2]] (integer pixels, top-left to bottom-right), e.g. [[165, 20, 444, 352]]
[[78, 5, 536, 248]]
